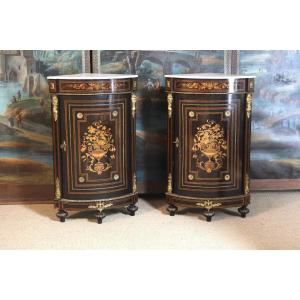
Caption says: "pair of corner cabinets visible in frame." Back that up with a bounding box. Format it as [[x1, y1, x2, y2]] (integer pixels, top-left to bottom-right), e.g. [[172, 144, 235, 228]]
[[48, 73, 254, 223]]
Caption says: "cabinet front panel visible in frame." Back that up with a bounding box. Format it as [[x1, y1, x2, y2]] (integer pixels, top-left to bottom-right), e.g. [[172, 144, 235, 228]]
[[60, 95, 132, 200], [173, 94, 245, 198]]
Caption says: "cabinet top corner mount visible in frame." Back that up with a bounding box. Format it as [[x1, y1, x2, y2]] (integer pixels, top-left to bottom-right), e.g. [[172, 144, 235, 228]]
[[165, 73, 255, 94], [47, 73, 138, 95]]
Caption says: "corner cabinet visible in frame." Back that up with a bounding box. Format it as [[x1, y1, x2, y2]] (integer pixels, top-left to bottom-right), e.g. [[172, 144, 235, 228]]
[[48, 74, 138, 223], [165, 74, 255, 221]]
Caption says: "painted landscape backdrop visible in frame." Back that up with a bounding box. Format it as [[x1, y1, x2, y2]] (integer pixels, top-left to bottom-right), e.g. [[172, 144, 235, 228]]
[[0, 50, 86, 201], [240, 50, 300, 180], [2, 50, 300, 202], [96, 50, 225, 192]]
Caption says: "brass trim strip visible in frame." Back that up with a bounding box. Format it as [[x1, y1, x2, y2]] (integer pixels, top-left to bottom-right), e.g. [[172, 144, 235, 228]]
[[60, 193, 137, 203], [166, 192, 249, 201]]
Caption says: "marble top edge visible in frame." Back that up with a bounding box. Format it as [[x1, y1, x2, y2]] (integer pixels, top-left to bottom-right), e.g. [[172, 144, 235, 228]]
[[165, 73, 256, 79], [47, 73, 138, 80]]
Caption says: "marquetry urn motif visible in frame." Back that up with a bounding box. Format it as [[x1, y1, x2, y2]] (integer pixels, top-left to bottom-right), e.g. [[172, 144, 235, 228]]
[[80, 120, 116, 175], [48, 73, 138, 224], [192, 120, 227, 174], [165, 74, 255, 222]]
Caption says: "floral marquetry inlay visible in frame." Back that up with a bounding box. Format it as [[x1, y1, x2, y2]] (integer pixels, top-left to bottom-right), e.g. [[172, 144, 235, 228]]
[[192, 120, 227, 174], [175, 80, 229, 92], [81, 121, 116, 175], [60, 80, 130, 92]]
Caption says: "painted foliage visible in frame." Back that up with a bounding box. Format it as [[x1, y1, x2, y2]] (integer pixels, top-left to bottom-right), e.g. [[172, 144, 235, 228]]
[[0, 50, 86, 201], [97, 50, 224, 192], [240, 50, 300, 179]]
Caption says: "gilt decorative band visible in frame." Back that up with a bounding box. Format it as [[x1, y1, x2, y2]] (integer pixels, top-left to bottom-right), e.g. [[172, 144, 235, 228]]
[[49, 79, 137, 94], [166, 78, 254, 93], [175, 79, 229, 92]]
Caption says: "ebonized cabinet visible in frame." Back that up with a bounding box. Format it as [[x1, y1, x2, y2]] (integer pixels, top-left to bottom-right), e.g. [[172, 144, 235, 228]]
[[165, 74, 255, 221], [48, 74, 138, 223]]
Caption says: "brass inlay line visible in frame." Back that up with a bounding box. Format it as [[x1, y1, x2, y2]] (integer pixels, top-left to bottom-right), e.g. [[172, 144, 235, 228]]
[[52, 95, 58, 122], [196, 200, 222, 211], [167, 93, 173, 118]]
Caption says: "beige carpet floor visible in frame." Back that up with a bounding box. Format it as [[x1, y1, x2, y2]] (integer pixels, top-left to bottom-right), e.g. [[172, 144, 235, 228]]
[[0, 192, 299, 249]]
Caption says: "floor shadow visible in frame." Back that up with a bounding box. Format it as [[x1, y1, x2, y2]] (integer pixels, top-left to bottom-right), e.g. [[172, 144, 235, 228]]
[[24, 191, 300, 224], [139, 193, 167, 213], [138, 191, 300, 222], [25, 202, 132, 223], [24, 203, 57, 221]]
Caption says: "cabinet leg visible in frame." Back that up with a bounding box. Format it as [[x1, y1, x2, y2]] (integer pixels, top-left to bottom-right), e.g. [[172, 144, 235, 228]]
[[203, 210, 215, 222], [167, 204, 178, 216], [95, 211, 106, 224], [127, 203, 138, 216], [56, 209, 68, 222], [238, 205, 249, 218]]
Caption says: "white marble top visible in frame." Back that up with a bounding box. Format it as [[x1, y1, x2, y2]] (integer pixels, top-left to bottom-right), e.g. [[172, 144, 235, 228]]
[[165, 73, 255, 79], [47, 73, 138, 80]]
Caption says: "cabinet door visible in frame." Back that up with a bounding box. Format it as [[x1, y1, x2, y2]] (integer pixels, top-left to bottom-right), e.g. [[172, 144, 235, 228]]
[[173, 94, 244, 198], [60, 95, 132, 200]]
